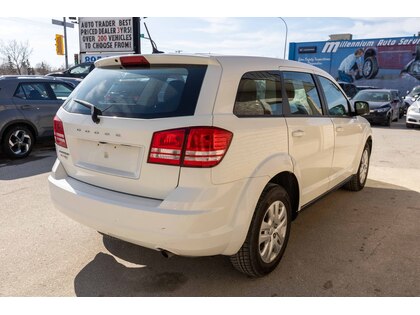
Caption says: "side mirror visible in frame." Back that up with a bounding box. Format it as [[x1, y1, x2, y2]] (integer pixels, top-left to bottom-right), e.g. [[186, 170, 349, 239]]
[[354, 101, 369, 116]]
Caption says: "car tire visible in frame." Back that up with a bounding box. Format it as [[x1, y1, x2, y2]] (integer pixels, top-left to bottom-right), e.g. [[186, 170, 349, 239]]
[[1, 125, 34, 159], [385, 114, 392, 127], [416, 43, 420, 60], [344, 143, 371, 191], [406, 123, 414, 128], [362, 56, 379, 79], [398, 107, 404, 119], [230, 184, 292, 277]]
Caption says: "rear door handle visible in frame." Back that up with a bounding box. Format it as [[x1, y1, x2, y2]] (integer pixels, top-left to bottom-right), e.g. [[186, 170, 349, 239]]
[[336, 126, 344, 132], [292, 130, 305, 137], [20, 105, 32, 110]]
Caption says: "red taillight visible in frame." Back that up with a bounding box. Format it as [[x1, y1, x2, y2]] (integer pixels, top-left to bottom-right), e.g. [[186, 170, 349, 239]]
[[53, 115, 67, 148], [148, 127, 233, 168], [148, 129, 186, 165], [183, 127, 233, 167], [120, 55, 150, 67]]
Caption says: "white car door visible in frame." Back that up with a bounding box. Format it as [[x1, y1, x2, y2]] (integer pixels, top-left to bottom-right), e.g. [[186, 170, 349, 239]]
[[317, 76, 364, 187], [283, 71, 335, 206]]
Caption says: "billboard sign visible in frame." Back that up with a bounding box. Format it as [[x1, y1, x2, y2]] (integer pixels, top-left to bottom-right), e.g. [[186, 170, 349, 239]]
[[289, 36, 420, 94], [79, 52, 127, 63], [79, 17, 135, 53]]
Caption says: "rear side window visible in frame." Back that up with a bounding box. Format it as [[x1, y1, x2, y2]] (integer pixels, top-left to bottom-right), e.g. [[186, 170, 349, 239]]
[[63, 65, 207, 119], [49, 83, 73, 100], [318, 76, 350, 116], [283, 72, 323, 116], [14, 83, 54, 100], [233, 71, 283, 117]]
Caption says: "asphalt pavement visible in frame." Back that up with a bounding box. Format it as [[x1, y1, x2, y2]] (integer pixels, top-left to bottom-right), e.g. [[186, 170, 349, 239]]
[[0, 121, 419, 296]]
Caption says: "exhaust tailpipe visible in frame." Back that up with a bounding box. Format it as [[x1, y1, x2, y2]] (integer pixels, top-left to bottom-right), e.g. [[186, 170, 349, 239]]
[[160, 249, 175, 258]]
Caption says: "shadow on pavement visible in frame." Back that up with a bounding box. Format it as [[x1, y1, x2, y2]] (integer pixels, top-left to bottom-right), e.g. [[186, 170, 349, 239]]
[[370, 120, 408, 130], [73, 179, 420, 297], [0, 145, 56, 180]]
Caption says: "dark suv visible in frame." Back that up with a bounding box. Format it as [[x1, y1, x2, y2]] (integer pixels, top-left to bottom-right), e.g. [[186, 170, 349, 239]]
[[0, 76, 74, 158]]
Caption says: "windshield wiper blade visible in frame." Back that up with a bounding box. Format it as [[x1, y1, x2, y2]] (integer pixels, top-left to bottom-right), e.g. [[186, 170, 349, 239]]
[[73, 99, 102, 124]]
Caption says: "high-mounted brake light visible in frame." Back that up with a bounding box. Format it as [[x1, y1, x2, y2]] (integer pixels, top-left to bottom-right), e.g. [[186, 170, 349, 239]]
[[120, 55, 150, 67], [53, 115, 67, 148], [148, 127, 233, 168]]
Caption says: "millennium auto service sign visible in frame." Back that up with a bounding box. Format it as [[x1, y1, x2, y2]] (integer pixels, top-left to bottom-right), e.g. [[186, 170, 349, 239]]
[[79, 17, 134, 53]]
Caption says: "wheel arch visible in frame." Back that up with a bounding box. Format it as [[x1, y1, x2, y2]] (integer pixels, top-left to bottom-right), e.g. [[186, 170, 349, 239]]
[[222, 154, 301, 255], [366, 135, 373, 154], [364, 48, 377, 59], [269, 171, 300, 220]]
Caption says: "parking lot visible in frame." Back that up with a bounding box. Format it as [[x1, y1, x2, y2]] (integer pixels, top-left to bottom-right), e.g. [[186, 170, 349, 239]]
[[0, 121, 419, 297]]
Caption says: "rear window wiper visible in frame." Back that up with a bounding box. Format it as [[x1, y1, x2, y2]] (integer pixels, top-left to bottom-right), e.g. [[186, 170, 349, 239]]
[[73, 99, 102, 124]]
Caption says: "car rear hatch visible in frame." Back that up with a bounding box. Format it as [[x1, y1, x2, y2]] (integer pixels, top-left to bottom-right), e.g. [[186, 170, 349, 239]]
[[54, 54, 222, 199]]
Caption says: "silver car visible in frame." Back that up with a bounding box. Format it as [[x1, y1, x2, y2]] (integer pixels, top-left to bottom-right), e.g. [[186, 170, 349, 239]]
[[0, 76, 74, 159]]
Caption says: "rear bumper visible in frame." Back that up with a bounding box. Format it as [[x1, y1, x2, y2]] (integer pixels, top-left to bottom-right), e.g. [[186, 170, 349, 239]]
[[48, 159, 252, 257]]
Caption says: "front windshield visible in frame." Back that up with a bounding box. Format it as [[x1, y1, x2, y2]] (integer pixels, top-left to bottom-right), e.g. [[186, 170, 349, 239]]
[[353, 91, 391, 102], [409, 86, 420, 97]]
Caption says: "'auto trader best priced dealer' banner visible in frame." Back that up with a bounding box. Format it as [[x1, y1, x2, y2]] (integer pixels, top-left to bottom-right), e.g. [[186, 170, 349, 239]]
[[79, 17, 134, 53]]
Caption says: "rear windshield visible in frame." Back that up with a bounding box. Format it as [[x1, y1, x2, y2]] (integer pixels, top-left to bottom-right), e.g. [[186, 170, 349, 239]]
[[63, 65, 207, 119]]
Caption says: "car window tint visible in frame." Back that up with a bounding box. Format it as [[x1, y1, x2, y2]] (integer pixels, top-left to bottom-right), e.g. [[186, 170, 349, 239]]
[[63, 65, 207, 119], [14, 85, 27, 99], [20, 83, 53, 100], [318, 76, 350, 116], [283, 72, 322, 116], [49, 83, 73, 100], [233, 71, 283, 117]]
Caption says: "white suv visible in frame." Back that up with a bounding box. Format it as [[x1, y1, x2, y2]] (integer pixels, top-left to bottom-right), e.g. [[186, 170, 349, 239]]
[[49, 54, 372, 277]]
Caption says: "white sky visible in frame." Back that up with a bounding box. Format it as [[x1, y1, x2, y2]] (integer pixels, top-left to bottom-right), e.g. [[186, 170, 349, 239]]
[[0, 1, 418, 69]]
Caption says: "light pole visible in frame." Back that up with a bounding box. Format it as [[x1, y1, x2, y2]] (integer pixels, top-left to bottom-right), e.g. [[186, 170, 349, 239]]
[[63, 17, 68, 68], [278, 17, 288, 59], [51, 18, 74, 68], [139, 17, 147, 54]]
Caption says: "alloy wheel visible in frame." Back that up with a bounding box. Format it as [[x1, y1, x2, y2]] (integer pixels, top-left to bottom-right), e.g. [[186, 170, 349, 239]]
[[359, 149, 369, 184], [8, 129, 31, 156], [259, 200, 288, 263], [363, 60, 372, 77]]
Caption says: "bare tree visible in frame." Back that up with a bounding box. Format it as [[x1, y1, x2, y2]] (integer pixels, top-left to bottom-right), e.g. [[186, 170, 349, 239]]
[[0, 40, 33, 75], [0, 56, 15, 75], [35, 61, 52, 75]]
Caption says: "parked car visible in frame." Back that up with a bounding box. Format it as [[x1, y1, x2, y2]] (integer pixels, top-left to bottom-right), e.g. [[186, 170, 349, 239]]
[[338, 81, 358, 99], [49, 54, 372, 277], [46, 62, 95, 79], [402, 85, 420, 115], [0, 76, 74, 158], [353, 89, 402, 126], [50, 76, 82, 88], [406, 95, 420, 128], [337, 82, 380, 99], [356, 85, 380, 91]]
